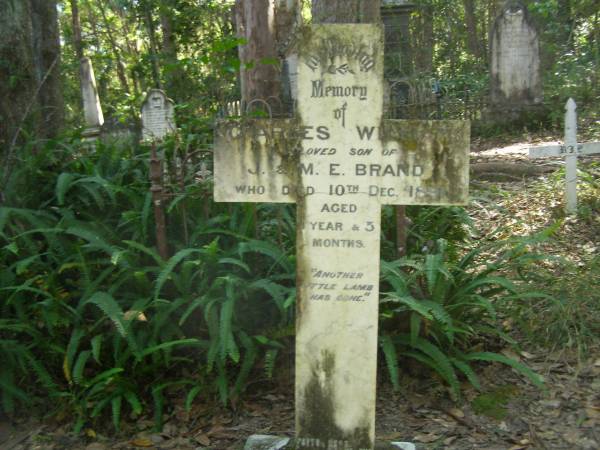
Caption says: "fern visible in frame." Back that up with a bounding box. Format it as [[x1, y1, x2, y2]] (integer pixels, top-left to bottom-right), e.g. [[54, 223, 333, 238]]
[[233, 332, 258, 395], [238, 240, 292, 272], [65, 328, 85, 381], [185, 385, 203, 413], [380, 335, 400, 391], [91, 335, 103, 363], [111, 395, 122, 431], [463, 352, 544, 389], [219, 294, 239, 363], [154, 248, 205, 299], [72, 351, 92, 385], [123, 390, 142, 416], [86, 292, 127, 338]]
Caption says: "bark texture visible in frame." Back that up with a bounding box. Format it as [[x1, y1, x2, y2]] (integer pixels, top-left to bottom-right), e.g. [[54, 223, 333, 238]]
[[463, 0, 482, 58], [0, 0, 64, 152], [235, 0, 281, 111]]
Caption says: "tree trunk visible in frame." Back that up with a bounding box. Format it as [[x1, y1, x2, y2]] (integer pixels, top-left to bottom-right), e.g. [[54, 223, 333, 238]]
[[235, 0, 281, 112], [143, 1, 163, 89], [312, 0, 380, 23], [70, 0, 84, 61], [97, 0, 130, 93], [557, 0, 573, 47], [0, 0, 63, 156], [159, 0, 187, 100], [463, 0, 481, 59]]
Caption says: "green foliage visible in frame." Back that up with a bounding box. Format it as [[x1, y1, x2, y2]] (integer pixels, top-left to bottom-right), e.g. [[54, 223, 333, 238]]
[[471, 385, 519, 420], [0, 138, 295, 429], [379, 238, 546, 399]]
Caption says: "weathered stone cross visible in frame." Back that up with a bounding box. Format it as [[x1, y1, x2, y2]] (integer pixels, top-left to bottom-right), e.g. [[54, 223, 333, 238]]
[[526, 98, 600, 215], [214, 25, 469, 449]]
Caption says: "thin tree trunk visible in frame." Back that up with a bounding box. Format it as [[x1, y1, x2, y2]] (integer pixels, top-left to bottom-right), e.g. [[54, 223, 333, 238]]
[[463, 0, 481, 59], [159, 2, 184, 99], [70, 0, 84, 61], [143, 1, 162, 89], [235, 0, 280, 111], [98, 0, 130, 93]]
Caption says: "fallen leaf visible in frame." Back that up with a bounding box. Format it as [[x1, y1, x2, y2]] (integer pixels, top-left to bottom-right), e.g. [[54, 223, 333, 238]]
[[85, 444, 106, 450], [448, 407, 465, 418], [195, 433, 211, 446], [130, 438, 153, 447], [443, 436, 458, 445], [380, 432, 403, 440], [585, 407, 600, 419], [413, 433, 441, 443], [84, 429, 97, 438]]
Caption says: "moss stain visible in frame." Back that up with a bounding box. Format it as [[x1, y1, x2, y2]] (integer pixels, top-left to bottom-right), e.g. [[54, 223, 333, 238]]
[[297, 350, 372, 450], [472, 385, 519, 420]]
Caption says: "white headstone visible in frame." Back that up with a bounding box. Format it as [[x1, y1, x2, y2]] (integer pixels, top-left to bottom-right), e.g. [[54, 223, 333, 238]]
[[215, 24, 469, 449], [80, 57, 104, 136], [141, 89, 176, 141], [490, 1, 542, 109]]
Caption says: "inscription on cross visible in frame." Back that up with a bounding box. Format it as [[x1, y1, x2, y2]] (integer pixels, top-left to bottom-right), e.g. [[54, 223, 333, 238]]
[[215, 25, 469, 449]]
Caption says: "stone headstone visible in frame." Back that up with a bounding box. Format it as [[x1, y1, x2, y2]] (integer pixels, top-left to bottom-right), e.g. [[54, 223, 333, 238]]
[[215, 24, 469, 449], [489, 1, 542, 117], [141, 89, 176, 141], [80, 57, 104, 139]]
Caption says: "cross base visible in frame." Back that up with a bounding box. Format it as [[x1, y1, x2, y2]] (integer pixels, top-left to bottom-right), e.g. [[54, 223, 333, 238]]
[[244, 435, 416, 450]]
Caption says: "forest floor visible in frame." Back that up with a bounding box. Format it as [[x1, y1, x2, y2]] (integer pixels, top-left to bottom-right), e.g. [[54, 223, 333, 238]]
[[2, 134, 599, 450]]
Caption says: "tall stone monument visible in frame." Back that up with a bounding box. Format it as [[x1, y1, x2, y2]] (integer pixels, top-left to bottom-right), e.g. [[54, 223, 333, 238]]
[[489, 0, 542, 120], [141, 89, 176, 141], [80, 57, 104, 141], [215, 24, 469, 449]]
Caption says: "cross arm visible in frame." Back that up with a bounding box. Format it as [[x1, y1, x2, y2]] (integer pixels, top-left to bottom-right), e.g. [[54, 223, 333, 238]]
[[213, 119, 299, 203], [378, 120, 470, 206], [527, 141, 600, 158]]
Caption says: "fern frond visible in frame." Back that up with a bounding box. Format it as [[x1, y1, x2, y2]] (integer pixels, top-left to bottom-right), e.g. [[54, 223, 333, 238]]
[[463, 352, 544, 389], [154, 248, 204, 299], [380, 335, 400, 391]]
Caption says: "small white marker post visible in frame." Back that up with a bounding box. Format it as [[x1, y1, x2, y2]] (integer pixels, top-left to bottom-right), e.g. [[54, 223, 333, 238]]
[[527, 98, 600, 215]]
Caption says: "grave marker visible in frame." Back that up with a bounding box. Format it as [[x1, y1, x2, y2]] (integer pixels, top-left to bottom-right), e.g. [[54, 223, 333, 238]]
[[141, 89, 176, 141], [215, 25, 469, 449], [80, 57, 104, 141], [526, 98, 600, 214], [489, 1, 542, 119]]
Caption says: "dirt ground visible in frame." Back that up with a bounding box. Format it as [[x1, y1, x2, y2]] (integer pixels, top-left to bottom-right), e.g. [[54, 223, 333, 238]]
[[2, 138, 599, 450]]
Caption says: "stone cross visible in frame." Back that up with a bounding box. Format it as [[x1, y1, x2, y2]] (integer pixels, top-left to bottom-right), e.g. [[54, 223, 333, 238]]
[[141, 89, 176, 141], [526, 98, 600, 215], [489, 1, 542, 116], [80, 57, 104, 140], [214, 25, 469, 449]]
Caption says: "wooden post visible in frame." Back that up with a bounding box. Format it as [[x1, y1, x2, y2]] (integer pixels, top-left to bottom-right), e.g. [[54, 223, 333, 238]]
[[150, 145, 169, 260]]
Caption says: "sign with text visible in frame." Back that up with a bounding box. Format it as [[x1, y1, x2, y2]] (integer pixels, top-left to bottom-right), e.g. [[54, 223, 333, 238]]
[[214, 24, 469, 450]]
